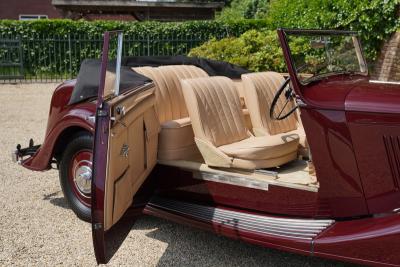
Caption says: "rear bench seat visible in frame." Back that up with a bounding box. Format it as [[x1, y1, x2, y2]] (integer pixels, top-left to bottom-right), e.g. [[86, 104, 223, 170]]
[[133, 65, 209, 160]]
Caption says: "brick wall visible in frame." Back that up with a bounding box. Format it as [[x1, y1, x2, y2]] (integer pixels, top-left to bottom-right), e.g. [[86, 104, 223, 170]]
[[372, 32, 400, 81], [0, 0, 61, 20]]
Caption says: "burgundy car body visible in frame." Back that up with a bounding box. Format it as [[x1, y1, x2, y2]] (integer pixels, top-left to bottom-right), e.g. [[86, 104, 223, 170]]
[[15, 29, 400, 266], [21, 79, 95, 171]]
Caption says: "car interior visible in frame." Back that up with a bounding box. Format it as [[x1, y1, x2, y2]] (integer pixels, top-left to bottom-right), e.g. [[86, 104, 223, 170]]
[[134, 65, 317, 183], [101, 64, 319, 230]]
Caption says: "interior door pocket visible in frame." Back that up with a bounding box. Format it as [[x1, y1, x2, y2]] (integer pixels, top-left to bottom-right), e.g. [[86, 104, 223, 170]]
[[112, 168, 132, 224]]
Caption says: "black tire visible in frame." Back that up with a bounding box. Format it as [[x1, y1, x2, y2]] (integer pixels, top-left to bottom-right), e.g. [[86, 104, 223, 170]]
[[59, 132, 93, 222]]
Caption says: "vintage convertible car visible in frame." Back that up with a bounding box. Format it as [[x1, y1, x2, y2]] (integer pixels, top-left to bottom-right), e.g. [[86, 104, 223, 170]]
[[13, 29, 400, 266]]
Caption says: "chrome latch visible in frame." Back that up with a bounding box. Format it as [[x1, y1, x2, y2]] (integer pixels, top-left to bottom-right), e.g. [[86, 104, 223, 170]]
[[97, 109, 108, 117], [93, 223, 103, 230], [116, 106, 126, 116], [296, 98, 307, 107], [86, 115, 95, 123]]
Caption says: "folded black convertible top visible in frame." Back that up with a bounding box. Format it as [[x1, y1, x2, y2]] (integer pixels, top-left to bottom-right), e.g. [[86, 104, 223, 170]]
[[69, 56, 250, 105]]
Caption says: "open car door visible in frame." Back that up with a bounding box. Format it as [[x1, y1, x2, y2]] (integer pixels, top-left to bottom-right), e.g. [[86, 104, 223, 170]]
[[91, 31, 160, 264]]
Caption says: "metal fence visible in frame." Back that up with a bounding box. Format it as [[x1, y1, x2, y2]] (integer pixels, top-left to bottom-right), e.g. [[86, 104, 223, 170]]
[[0, 33, 222, 83]]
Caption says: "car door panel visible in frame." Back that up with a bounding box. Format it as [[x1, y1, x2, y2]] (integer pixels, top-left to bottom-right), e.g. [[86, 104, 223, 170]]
[[91, 31, 159, 264], [104, 90, 159, 229]]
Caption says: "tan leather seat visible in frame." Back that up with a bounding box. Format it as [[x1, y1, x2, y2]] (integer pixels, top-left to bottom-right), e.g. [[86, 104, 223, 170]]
[[133, 65, 209, 160], [233, 79, 253, 130], [241, 72, 308, 157], [181, 76, 299, 170]]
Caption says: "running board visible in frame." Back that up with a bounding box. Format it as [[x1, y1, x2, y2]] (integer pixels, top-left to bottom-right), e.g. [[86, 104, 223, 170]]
[[147, 197, 334, 241]]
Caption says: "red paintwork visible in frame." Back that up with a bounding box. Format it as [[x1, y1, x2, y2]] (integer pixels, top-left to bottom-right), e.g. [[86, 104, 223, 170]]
[[21, 80, 95, 171], [91, 31, 114, 264], [348, 112, 400, 214], [346, 81, 400, 114], [302, 74, 367, 110], [91, 100, 110, 263], [314, 213, 400, 266], [299, 109, 368, 217]]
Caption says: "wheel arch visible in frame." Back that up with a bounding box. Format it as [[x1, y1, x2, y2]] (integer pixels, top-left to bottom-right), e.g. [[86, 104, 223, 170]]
[[53, 126, 93, 164]]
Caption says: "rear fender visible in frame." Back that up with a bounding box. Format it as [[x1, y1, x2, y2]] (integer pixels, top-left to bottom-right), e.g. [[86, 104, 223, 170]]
[[22, 107, 95, 171]]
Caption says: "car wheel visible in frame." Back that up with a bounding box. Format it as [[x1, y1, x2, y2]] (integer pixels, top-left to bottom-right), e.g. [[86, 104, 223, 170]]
[[59, 132, 93, 222]]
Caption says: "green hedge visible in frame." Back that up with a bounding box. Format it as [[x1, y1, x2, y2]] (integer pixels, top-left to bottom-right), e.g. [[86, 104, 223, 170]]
[[0, 19, 268, 39], [0, 19, 268, 79]]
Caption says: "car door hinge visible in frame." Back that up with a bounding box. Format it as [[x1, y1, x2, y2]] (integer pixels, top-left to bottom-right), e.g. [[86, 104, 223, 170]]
[[93, 223, 103, 230], [296, 98, 307, 108], [97, 109, 108, 117]]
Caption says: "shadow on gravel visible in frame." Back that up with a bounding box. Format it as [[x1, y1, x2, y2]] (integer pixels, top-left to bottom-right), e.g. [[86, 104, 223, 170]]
[[131, 216, 357, 267], [43, 191, 70, 209]]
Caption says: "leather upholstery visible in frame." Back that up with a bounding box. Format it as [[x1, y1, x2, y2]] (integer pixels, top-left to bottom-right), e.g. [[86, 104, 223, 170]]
[[133, 65, 208, 160], [233, 79, 253, 130], [242, 72, 298, 135], [156, 65, 209, 121], [181, 76, 299, 169], [182, 76, 250, 147], [219, 133, 299, 160], [241, 72, 309, 156], [158, 117, 200, 160]]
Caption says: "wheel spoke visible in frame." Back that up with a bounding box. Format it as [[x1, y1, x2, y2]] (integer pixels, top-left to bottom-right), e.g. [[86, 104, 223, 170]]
[[277, 98, 291, 119]]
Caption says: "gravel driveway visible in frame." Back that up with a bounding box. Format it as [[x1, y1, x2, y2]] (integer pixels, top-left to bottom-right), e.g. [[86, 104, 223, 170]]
[[0, 83, 354, 266]]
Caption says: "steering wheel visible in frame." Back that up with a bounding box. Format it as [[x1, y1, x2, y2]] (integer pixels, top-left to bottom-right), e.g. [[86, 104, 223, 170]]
[[269, 77, 298, 121]]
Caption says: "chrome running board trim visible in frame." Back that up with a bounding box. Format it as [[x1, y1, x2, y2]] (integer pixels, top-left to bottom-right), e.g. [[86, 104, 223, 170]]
[[193, 171, 270, 191], [148, 197, 334, 241], [254, 168, 279, 177]]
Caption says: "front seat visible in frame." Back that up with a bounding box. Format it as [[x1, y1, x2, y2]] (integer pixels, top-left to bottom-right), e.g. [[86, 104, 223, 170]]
[[133, 65, 209, 160], [241, 72, 308, 157], [181, 76, 299, 170]]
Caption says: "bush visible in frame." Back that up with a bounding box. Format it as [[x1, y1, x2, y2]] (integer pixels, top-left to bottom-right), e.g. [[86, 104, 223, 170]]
[[214, 0, 399, 62], [217, 0, 269, 20], [266, 0, 400, 60], [189, 29, 309, 72]]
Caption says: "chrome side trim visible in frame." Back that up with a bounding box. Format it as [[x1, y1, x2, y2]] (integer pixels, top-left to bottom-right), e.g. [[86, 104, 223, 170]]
[[254, 169, 278, 177], [370, 80, 400, 85], [194, 171, 269, 191], [148, 197, 334, 240]]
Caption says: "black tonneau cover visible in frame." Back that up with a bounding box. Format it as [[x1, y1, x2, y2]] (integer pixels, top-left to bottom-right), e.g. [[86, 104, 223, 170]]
[[69, 56, 250, 105]]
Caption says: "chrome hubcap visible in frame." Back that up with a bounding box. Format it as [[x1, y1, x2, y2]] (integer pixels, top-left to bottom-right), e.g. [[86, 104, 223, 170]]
[[73, 162, 92, 195]]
